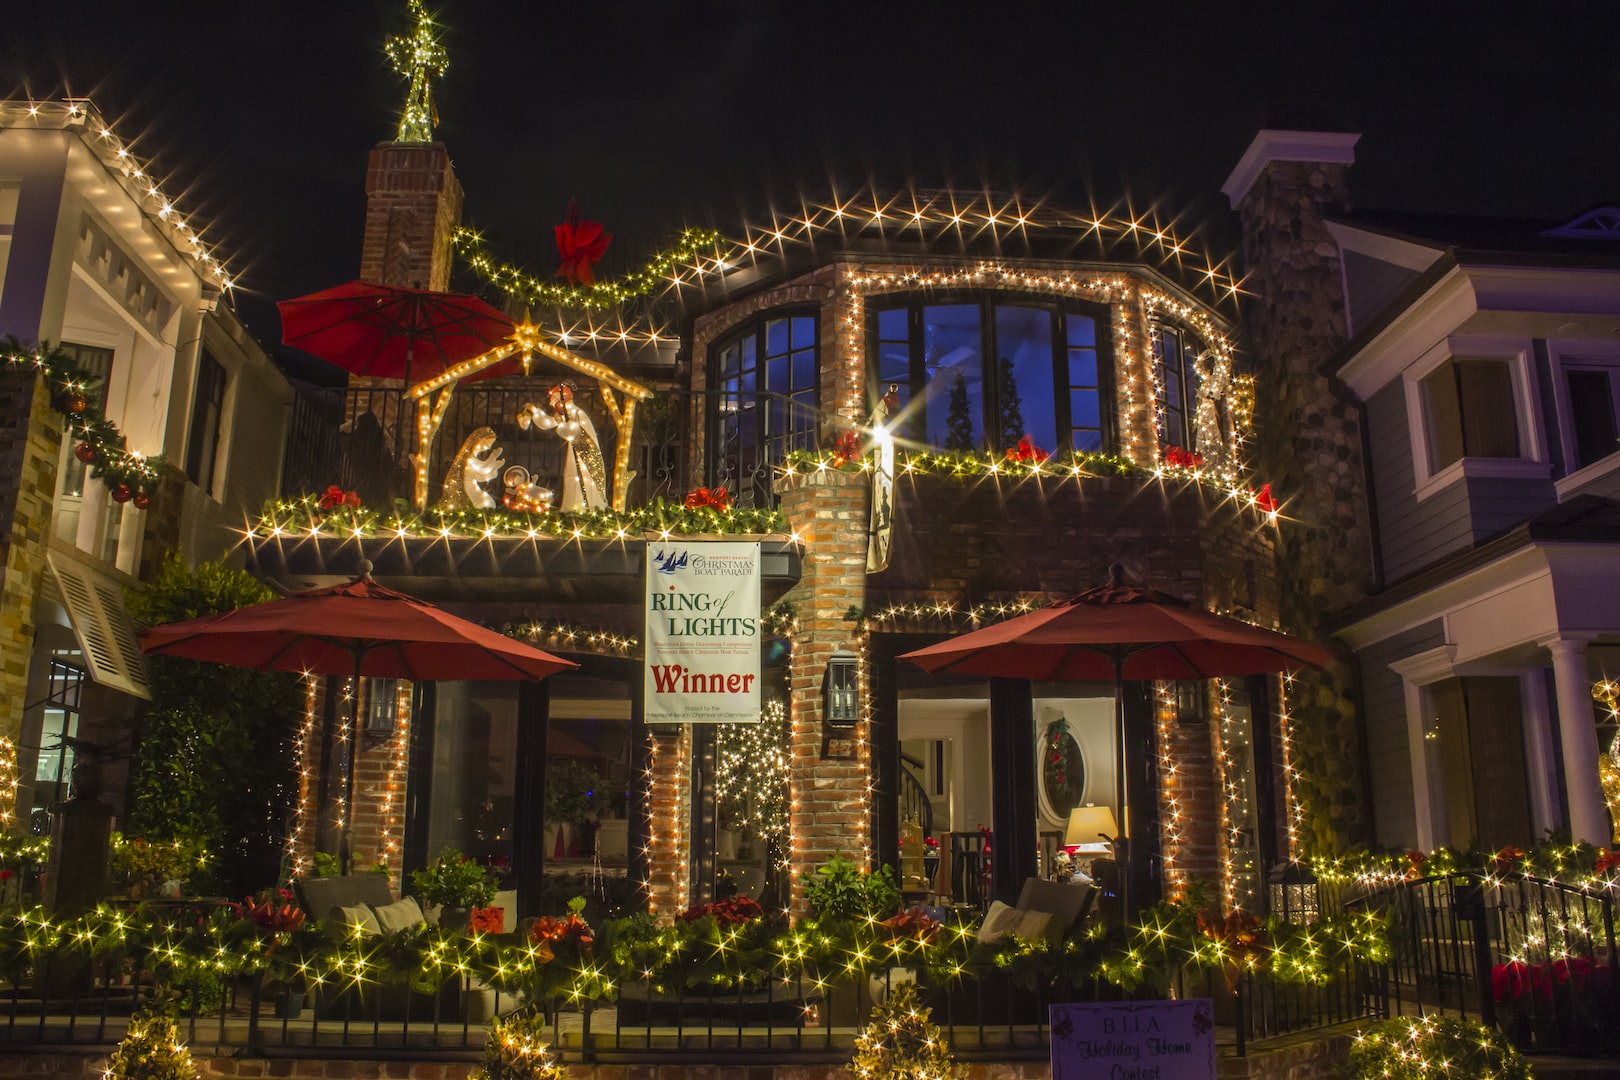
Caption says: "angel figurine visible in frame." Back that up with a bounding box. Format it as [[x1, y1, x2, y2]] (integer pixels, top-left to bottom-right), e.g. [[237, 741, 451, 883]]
[[518, 382, 609, 511]]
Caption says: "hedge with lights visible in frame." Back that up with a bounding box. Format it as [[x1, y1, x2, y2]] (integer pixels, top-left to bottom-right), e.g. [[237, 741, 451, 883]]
[[1345, 1015, 1531, 1080], [1311, 837, 1620, 893], [255, 494, 785, 542], [3, 338, 163, 499]]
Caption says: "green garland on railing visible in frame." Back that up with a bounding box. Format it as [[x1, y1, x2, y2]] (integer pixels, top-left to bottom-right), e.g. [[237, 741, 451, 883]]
[[254, 494, 787, 542], [3, 338, 164, 499], [782, 447, 1142, 481], [1312, 837, 1620, 892], [0, 893, 1388, 1012]]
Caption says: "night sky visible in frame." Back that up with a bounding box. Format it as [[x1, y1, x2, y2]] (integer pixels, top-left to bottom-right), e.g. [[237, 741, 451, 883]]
[[6, 1, 1616, 346]]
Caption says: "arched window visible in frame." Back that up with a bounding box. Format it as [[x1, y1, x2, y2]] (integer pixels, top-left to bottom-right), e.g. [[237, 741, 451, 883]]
[[871, 297, 1112, 454], [708, 311, 819, 508]]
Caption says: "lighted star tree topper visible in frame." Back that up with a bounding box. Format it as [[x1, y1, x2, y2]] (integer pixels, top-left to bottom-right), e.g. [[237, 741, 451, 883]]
[[385, 0, 447, 143]]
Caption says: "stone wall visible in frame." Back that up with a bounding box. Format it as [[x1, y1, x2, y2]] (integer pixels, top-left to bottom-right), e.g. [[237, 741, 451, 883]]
[[1233, 157, 1374, 854], [0, 375, 61, 820]]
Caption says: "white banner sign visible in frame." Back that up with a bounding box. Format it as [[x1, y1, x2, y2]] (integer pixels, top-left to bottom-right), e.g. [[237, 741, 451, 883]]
[[644, 540, 762, 724]]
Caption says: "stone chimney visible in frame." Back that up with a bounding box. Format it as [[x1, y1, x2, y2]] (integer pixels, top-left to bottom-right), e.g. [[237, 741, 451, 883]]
[[359, 143, 464, 291], [1222, 129, 1375, 854]]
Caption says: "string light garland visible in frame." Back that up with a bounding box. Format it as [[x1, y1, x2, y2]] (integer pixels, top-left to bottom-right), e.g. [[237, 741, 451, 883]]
[[456, 194, 1244, 340], [4, 340, 163, 498], [1154, 683, 1187, 901], [375, 681, 415, 885], [1277, 673, 1304, 860], [454, 227, 727, 311], [248, 494, 787, 543], [285, 676, 320, 882], [715, 699, 791, 852], [1214, 679, 1259, 911], [0, 736, 17, 831], [0, 100, 232, 291]]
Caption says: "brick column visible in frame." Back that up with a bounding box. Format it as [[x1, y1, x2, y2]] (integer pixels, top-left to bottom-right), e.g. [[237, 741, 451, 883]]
[[360, 143, 464, 292], [0, 375, 61, 822], [1225, 132, 1374, 854], [644, 727, 692, 920], [776, 467, 871, 914]]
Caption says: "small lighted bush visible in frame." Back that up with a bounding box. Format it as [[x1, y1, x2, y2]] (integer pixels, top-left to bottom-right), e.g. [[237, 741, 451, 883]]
[[850, 980, 954, 1080], [1345, 1015, 1530, 1080], [104, 1002, 197, 1080], [476, 1011, 565, 1080]]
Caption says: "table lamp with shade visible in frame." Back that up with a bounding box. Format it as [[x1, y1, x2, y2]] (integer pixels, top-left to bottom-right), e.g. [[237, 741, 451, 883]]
[[1064, 804, 1119, 881]]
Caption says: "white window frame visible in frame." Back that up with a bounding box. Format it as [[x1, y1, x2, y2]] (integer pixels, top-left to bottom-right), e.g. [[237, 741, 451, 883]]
[[1547, 338, 1620, 498], [1402, 335, 1550, 502]]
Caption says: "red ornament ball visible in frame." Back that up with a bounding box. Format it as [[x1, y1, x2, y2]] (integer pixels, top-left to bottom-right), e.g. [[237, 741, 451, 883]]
[[65, 392, 88, 415], [133, 491, 151, 510], [74, 442, 95, 463], [110, 484, 132, 504]]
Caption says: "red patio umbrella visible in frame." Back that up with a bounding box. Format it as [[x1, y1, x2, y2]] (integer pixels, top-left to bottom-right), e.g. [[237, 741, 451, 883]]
[[900, 565, 1332, 912], [277, 280, 517, 386], [139, 563, 575, 871]]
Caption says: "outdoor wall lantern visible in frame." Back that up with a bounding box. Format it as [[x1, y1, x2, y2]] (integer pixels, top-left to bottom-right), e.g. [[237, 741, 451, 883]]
[[822, 650, 859, 727], [1173, 681, 1207, 728], [1269, 860, 1321, 924]]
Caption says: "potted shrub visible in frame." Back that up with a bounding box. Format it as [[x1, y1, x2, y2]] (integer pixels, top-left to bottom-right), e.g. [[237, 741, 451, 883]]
[[412, 847, 496, 932]]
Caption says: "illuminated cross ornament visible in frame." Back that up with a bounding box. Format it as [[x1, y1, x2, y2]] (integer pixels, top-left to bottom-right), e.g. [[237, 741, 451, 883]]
[[385, 0, 448, 144], [405, 321, 651, 511]]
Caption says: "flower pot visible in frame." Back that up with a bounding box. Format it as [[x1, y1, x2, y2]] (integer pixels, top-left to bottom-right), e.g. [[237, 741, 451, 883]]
[[274, 989, 306, 1019], [437, 905, 470, 933]]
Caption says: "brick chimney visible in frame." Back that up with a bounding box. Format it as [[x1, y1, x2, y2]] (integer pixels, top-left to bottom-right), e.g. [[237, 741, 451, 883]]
[[359, 142, 464, 291]]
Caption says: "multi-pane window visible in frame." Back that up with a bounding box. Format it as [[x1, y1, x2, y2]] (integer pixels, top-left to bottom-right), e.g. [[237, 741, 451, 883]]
[[58, 343, 115, 497], [30, 658, 85, 832], [711, 313, 819, 508], [1564, 364, 1620, 470], [1153, 324, 1203, 451], [185, 350, 227, 494], [873, 297, 1110, 454], [1420, 357, 1520, 472]]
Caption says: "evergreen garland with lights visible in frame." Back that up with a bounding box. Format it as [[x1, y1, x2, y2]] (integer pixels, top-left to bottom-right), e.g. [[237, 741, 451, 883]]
[[103, 1002, 198, 1080], [474, 1011, 565, 1080], [453, 227, 726, 311], [1345, 1016, 1530, 1080], [850, 980, 955, 1080], [3, 338, 163, 500]]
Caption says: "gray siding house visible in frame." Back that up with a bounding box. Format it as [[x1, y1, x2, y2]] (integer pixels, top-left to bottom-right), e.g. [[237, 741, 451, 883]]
[[1328, 202, 1620, 852]]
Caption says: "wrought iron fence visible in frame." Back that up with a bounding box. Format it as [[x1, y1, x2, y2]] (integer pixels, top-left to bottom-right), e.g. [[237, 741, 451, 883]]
[[280, 383, 822, 513], [1346, 872, 1619, 1056]]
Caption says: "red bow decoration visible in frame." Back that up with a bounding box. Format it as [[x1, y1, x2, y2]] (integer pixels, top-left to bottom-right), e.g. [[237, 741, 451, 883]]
[[1596, 848, 1618, 876], [1490, 846, 1525, 876], [684, 486, 731, 511], [831, 429, 863, 467], [1162, 444, 1205, 469], [1006, 434, 1049, 464], [318, 485, 361, 511], [1404, 849, 1427, 881], [555, 200, 612, 286], [1253, 483, 1277, 515]]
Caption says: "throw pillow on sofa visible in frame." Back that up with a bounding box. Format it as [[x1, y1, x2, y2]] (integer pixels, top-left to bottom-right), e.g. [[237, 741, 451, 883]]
[[372, 896, 425, 933]]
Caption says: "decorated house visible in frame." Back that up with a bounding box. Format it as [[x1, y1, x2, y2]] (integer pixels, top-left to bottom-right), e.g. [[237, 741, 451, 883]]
[[1227, 132, 1620, 856], [0, 100, 293, 833], [247, 23, 1296, 917]]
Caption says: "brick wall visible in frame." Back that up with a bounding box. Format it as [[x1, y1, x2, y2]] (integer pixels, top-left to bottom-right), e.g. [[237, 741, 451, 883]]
[[0, 375, 61, 819], [1233, 157, 1374, 854], [360, 144, 464, 292]]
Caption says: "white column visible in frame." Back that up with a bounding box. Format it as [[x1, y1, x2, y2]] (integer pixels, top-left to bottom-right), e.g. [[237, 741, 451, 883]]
[[1542, 636, 1609, 844]]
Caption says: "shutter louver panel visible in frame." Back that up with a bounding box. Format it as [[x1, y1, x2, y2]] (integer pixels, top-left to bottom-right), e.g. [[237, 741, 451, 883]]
[[45, 553, 151, 700]]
